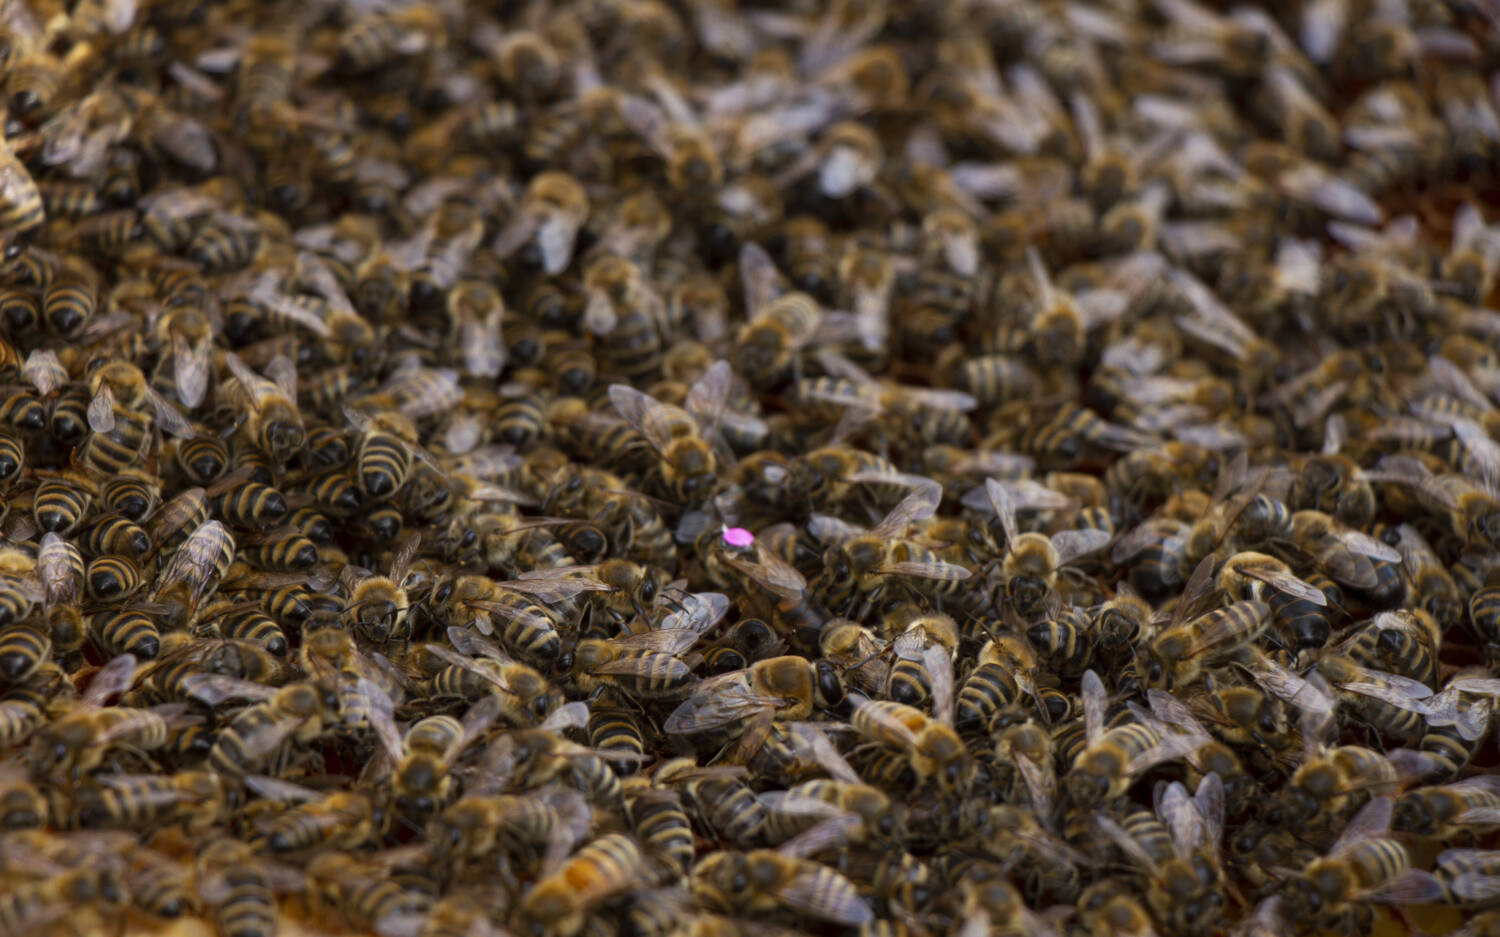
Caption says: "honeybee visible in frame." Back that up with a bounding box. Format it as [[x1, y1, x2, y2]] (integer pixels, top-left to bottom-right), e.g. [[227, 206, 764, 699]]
[[222, 352, 303, 465], [422, 627, 559, 725], [691, 824, 873, 927], [340, 531, 421, 646], [518, 833, 642, 937], [1094, 774, 1228, 935], [493, 172, 588, 276], [1065, 670, 1204, 807], [1278, 797, 1443, 934], [243, 775, 386, 853], [731, 244, 824, 387], [195, 837, 280, 937], [808, 485, 971, 620], [186, 675, 343, 777], [1139, 559, 1272, 690], [664, 655, 845, 763], [33, 655, 193, 780], [987, 477, 1111, 622], [1392, 775, 1500, 839], [608, 362, 741, 504]]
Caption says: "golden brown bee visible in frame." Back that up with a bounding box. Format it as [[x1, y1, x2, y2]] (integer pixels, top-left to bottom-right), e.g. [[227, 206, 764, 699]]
[[520, 833, 642, 937], [665, 654, 845, 761]]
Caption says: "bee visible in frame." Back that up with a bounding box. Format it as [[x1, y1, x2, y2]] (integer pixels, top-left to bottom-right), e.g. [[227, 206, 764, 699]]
[[810, 486, 971, 620], [421, 627, 558, 725], [606, 364, 734, 503], [519, 833, 642, 937], [196, 837, 278, 937], [222, 353, 304, 466], [0, 620, 49, 682], [571, 624, 700, 700], [429, 574, 575, 669], [1139, 565, 1271, 690], [985, 477, 1111, 622], [665, 655, 845, 763], [187, 675, 342, 777], [1094, 775, 1228, 935], [0, 859, 129, 935], [0, 137, 44, 235], [493, 171, 588, 276], [1393, 775, 1500, 839], [32, 655, 190, 780], [242, 775, 385, 853], [90, 607, 160, 660], [340, 531, 421, 646], [1279, 797, 1443, 933], [1441, 203, 1500, 304], [1064, 670, 1204, 807], [731, 253, 822, 388], [691, 828, 873, 927]]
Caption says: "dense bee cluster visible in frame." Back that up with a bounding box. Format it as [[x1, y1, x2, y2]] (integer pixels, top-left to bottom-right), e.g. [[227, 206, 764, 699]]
[[6, 0, 1500, 936]]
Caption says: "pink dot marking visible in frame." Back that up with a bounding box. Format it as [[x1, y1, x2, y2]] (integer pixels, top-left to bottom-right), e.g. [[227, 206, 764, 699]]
[[722, 526, 755, 548]]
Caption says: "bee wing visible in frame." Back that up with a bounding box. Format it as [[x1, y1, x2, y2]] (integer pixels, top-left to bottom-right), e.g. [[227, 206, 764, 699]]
[[872, 559, 972, 581], [591, 654, 696, 685], [662, 675, 780, 735], [738, 241, 786, 313], [484, 579, 608, 603], [846, 693, 920, 749], [757, 790, 856, 822], [685, 359, 732, 435], [787, 722, 862, 785], [359, 677, 404, 763], [1129, 730, 1205, 776], [1277, 165, 1382, 224], [79, 653, 139, 705], [610, 629, 702, 656], [724, 545, 807, 601], [445, 626, 518, 664], [985, 477, 1021, 547], [1049, 528, 1111, 566], [658, 591, 730, 636], [1331, 796, 1393, 855], [537, 212, 581, 276], [1237, 565, 1327, 605], [491, 209, 540, 260], [1359, 868, 1446, 904], [1156, 779, 1212, 858], [1452, 417, 1500, 489], [88, 384, 117, 433], [871, 486, 942, 539], [1110, 519, 1184, 565], [584, 288, 618, 335], [1250, 656, 1336, 718], [422, 644, 507, 691], [1169, 555, 1219, 632], [1337, 677, 1435, 715], [924, 643, 955, 725], [1014, 751, 1056, 819], [22, 349, 64, 396], [243, 774, 322, 803], [237, 714, 309, 763], [539, 700, 590, 733], [608, 384, 678, 454], [1435, 867, 1500, 904], [1082, 670, 1107, 742], [170, 332, 210, 409], [1146, 689, 1213, 740]]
